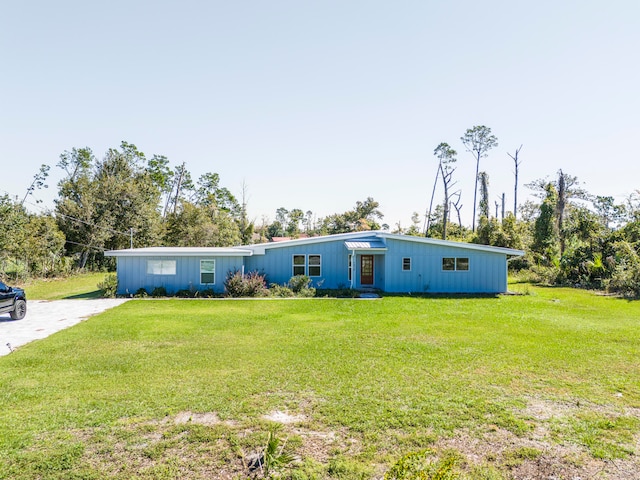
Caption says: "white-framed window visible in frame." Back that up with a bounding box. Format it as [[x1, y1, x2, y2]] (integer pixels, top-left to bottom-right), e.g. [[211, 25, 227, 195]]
[[442, 257, 469, 271], [308, 254, 321, 277], [292, 254, 322, 276], [293, 255, 306, 276], [348, 255, 352, 281], [402, 257, 411, 271], [456, 258, 469, 271], [147, 260, 176, 275], [200, 259, 215, 284]]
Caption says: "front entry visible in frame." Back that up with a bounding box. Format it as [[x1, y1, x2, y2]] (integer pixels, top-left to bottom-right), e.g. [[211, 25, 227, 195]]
[[360, 255, 374, 285]]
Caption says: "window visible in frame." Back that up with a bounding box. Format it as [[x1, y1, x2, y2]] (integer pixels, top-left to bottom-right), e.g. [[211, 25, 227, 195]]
[[200, 259, 215, 284], [456, 258, 469, 271], [348, 255, 352, 281], [293, 255, 306, 276], [402, 257, 411, 271], [442, 257, 455, 271], [308, 255, 321, 277], [442, 257, 469, 271], [147, 260, 176, 275]]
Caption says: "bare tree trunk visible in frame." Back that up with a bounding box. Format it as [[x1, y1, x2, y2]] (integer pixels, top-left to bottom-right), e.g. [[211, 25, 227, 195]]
[[501, 192, 505, 220], [424, 162, 441, 236], [472, 154, 480, 232], [557, 169, 567, 256], [508, 145, 523, 219]]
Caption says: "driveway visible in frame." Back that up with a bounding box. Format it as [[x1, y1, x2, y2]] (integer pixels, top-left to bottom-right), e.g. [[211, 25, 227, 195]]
[[0, 299, 129, 356]]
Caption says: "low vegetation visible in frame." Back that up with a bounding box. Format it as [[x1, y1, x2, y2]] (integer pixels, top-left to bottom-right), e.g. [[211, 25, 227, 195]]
[[14, 272, 105, 300], [0, 286, 639, 478]]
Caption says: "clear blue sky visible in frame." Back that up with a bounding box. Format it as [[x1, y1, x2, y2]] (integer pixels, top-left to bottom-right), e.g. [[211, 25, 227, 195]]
[[2, 1, 639, 230]]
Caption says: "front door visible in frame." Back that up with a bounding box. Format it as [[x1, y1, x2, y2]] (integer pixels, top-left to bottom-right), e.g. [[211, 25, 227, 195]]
[[360, 255, 374, 285]]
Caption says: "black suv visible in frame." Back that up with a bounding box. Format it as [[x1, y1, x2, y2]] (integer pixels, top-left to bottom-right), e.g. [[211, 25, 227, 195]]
[[0, 281, 27, 320]]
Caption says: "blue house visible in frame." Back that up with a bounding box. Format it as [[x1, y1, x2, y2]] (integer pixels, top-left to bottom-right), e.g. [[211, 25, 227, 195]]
[[105, 231, 524, 295]]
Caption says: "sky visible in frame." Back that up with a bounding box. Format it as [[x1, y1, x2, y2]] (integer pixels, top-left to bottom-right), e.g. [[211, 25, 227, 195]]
[[2, 1, 639, 231]]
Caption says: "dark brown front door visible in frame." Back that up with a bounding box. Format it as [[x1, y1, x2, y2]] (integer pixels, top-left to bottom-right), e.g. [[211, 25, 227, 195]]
[[360, 255, 374, 285]]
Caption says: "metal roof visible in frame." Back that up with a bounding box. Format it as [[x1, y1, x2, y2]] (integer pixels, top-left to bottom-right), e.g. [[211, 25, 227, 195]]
[[104, 247, 253, 257], [344, 240, 388, 251]]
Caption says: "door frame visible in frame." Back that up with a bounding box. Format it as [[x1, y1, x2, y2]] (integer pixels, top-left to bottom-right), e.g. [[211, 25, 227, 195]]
[[360, 255, 374, 285]]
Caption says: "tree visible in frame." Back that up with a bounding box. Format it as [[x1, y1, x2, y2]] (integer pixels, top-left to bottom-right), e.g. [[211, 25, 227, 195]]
[[461, 125, 498, 232], [22, 164, 50, 205], [322, 197, 384, 234], [424, 152, 441, 235], [593, 195, 625, 229], [532, 183, 559, 264], [433, 143, 457, 240], [507, 145, 523, 218], [478, 171, 490, 221], [147, 154, 173, 217], [56, 142, 163, 268], [526, 170, 589, 257]]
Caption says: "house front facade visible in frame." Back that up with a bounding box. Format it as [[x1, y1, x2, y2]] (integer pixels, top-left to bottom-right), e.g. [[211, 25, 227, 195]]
[[105, 231, 524, 295]]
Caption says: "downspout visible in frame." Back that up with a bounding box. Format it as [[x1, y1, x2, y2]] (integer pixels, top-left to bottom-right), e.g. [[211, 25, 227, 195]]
[[350, 250, 355, 289]]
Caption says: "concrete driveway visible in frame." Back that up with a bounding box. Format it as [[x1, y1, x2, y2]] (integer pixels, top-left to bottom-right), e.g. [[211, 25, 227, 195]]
[[0, 299, 129, 356]]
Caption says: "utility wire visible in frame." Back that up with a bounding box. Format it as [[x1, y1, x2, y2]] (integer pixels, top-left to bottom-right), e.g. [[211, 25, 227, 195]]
[[2, 188, 132, 237]]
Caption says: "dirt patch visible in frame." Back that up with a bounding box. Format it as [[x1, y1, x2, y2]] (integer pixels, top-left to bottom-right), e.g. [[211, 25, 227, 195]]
[[262, 410, 307, 424], [174, 411, 222, 426]]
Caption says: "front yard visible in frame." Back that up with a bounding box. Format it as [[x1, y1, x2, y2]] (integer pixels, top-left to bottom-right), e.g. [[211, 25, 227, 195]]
[[0, 286, 638, 478]]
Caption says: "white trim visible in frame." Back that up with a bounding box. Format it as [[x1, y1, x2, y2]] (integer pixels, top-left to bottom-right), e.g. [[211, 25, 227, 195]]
[[308, 254, 321, 277], [442, 257, 470, 272], [402, 257, 412, 272], [292, 254, 306, 276], [199, 259, 216, 285], [106, 247, 252, 257], [146, 259, 176, 275], [244, 231, 524, 257]]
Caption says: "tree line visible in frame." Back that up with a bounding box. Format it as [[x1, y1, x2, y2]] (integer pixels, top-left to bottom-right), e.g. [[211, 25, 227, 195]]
[[2, 138, 640, 296]]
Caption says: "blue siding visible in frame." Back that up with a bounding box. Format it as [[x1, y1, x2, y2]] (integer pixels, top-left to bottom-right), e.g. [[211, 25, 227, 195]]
[[382, 238, 507, 293], [245, 239, 356, 289], [110, 234, 516, 295], [115, 256, 244, 295]]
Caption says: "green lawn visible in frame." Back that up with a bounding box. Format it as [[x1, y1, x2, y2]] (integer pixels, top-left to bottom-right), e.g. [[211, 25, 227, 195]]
[[16, 272, 106, 300], [1, 287, 639, 478]]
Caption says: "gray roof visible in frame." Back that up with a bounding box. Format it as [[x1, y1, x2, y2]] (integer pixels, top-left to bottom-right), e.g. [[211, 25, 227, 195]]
[[104, 247, 253, 257], [104, 231, 525, 258]]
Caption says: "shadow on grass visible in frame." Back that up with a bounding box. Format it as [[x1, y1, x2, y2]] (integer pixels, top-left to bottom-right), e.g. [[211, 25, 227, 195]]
[[64, 290, 103, 299], [381, 292, 501, 299]]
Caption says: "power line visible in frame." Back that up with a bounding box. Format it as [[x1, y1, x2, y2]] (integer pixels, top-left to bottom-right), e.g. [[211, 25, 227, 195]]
[[63, 240, 106, 252], [1, 188, 132, 238]]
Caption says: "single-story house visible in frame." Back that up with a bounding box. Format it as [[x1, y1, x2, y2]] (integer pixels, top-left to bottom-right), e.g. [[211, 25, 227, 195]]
[[104, 231, 524, 295]]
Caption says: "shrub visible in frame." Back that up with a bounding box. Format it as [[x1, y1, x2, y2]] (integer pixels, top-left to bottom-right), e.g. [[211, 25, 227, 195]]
[[224, 270, 268, 297], [175, 289, 195, 298], [134, 287, 148, 298], [196, 288, 217, 298], [97, 274, 118, 298], [270, 283, 294, 297], [151, 286, 168, 297], [287, 275, 316, 297]]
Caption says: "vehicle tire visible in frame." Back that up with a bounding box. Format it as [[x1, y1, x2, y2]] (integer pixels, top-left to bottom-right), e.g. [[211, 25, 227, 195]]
[[10, 300, 26, 320]]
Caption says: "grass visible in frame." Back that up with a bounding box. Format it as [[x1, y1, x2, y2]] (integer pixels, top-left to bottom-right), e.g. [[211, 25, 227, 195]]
[[16, 272, 106, 299], [0, 285, 639, 478]]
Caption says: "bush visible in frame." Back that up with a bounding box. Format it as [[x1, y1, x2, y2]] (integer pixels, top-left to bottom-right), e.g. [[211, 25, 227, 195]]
[[196, 288, 217, 298], [224, 270, 268, 297], [175, 289, 195, 298], [134, 287, 148, 298], [270, 283, 294, 297], [287, 275, 316, 297], [151, 286, 168, 297], [97, 274, 118, 298]]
